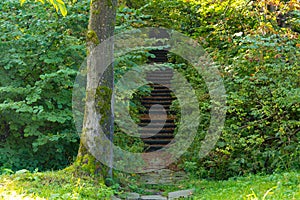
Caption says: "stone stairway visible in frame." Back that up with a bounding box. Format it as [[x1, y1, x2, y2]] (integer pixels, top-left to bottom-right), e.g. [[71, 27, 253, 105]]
[[113, 188, 195, 200], [136, 48, 187, 186], [138, 56, 176, 152]]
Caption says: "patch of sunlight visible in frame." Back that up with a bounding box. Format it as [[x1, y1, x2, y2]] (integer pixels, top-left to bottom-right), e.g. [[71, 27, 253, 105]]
[[0, 190, 46, 200], [0, 179, 45, 200]]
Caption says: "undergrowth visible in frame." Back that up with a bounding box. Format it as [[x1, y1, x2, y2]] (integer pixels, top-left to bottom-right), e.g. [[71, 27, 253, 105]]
[[0, 169, 299, 199]]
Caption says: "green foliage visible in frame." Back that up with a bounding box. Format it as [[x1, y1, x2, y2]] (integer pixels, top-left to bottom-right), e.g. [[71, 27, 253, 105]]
[[143, 0, 201, 32], [0, 169, 299, 199], [119, 0, 149, 9], [20, 0, 68, 17], [115, 4, 151, 32], [2, 0, 299, 181], [0, 0, 152, 173], [0, 0, 88, 172], [215, 31, 300, 178], [0, 168, 299, 199], [140, 0, 300, 179]]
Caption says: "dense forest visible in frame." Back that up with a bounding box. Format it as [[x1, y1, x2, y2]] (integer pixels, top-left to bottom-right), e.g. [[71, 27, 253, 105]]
[[0, 0, 299, 199]]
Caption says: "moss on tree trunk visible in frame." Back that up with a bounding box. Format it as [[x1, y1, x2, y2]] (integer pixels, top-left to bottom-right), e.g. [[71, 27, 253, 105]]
[[74, 0, 117, 181]]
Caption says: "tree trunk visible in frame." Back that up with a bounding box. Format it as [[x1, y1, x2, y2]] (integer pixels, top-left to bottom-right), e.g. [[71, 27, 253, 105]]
[[75, 0, 117, 180]]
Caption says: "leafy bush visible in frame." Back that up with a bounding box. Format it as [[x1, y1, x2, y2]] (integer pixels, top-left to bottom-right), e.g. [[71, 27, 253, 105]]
[[141, 0, 300, 179], [0, 0, 88, 171], [1, 0, 299, 180]]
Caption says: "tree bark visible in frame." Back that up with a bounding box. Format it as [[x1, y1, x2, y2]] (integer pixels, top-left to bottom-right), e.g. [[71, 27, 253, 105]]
[[75, 0, 117, 180]]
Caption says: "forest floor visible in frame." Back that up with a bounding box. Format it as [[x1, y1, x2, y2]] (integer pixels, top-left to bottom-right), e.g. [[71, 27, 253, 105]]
[[0, 168, 299, 200]]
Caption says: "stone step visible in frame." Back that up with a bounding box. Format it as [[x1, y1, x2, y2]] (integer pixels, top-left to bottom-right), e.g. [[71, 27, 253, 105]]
[[144, 144, 166, 149], [146, 73, 173, 77], [149, 93, 173, 97], [140, 195, 167, 200], [143, 138, 173, 144], [150, 89, 173, 93], [141, 100, 173, 104], [146, 76, 173, 80], [124, 192, 140, 200], [148, 56, 169, 63], [149, 73, 172, 76], [139, 115, 175, 120], [147, 68, 172, 72], [142, 103, 172, 108], [140, 130, 175, 135], [116, 189, 195, 200], [140, 133, 174, 139], [139, 127, 175, 132], [147, 81, 173, 85], [140, 119, 175, 123], [143, 104, 171, 110], [139, 169, 187, 185], [150, 84, 173, 89], [141, 96, 176, 100], [139, 110, 176, 115], [168, 189, 195, 200], [139, 123, 176, 128]]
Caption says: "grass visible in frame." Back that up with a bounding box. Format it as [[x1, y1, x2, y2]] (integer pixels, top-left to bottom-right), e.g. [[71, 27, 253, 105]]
[[190, 171, 300, 199], [126, 171, 300, 200], [0, 167, 114, 200], [0, 168, 299, 199]]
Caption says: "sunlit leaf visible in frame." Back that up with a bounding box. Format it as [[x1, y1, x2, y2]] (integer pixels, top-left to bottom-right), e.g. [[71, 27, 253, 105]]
[[58, 3, 67, 17], [37, 0, 45, 4], [49, 0, 67, 16], [20, 0, 26, 6], [20, 0, 67, 16]]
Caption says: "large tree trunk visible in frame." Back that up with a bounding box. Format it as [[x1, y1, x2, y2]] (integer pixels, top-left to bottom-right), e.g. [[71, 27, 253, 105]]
[[75, 0, 117, 180]]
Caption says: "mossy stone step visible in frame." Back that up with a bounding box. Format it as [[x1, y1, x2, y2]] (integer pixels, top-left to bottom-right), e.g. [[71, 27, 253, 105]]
[[139, 169, 187, 185]]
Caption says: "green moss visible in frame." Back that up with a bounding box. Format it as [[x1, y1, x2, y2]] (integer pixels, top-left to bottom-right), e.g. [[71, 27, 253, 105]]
[[74, 142, 106, 179], [81, 154, 96, 175], [95, 86, 112, 124], [87, 30, 99, 45], [107, 0, 113, 8], [92, 9, 100, 15], [73, 85, 113, 179]]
